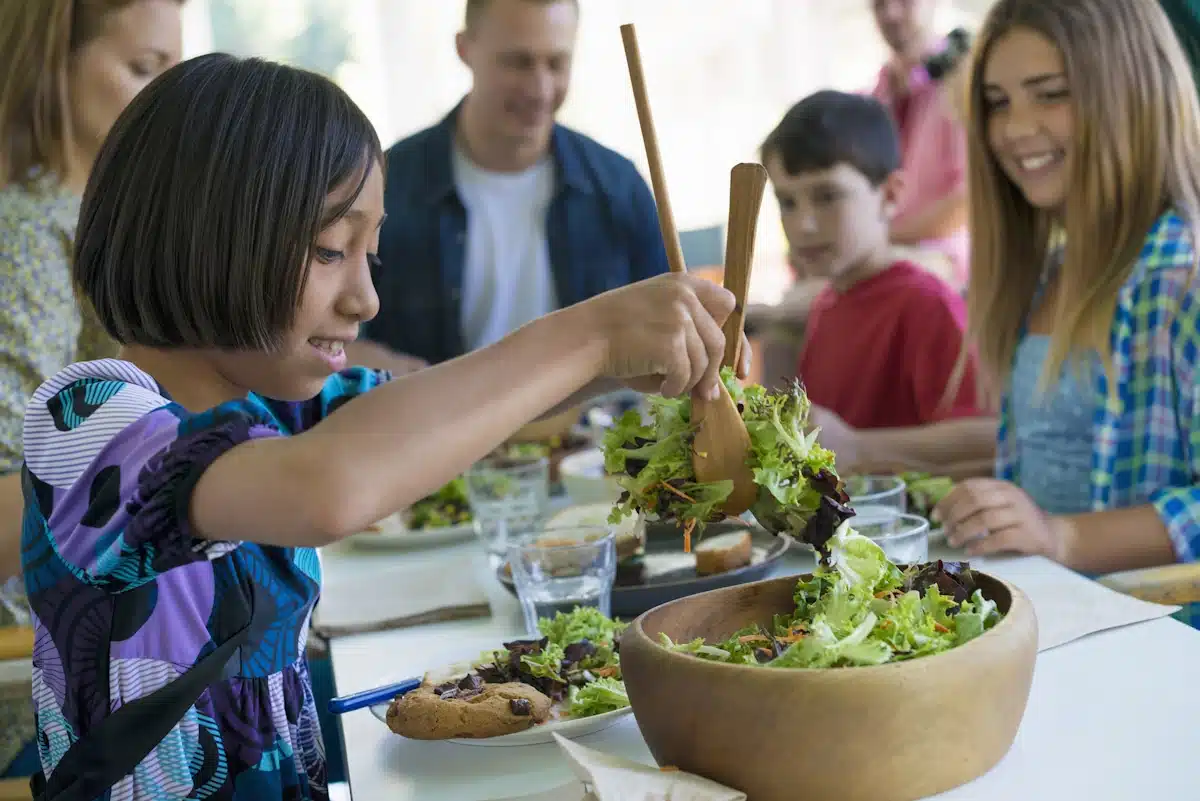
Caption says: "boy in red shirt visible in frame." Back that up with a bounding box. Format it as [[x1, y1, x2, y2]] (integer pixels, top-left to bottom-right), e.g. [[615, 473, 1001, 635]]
[[761, 91, 994, 476]]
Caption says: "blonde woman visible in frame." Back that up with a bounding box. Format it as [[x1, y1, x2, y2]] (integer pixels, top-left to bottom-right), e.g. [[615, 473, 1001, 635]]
[[937, 0, 1200, 578], [0, 0, 182, 778]]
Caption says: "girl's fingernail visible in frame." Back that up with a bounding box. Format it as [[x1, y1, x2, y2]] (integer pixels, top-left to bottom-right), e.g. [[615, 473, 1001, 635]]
[[708, 384, 720, 400]]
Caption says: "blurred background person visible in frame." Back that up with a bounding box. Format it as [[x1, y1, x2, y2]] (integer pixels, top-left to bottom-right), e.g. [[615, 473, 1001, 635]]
[[0, 0, 182, 779], [349, 0, 668, 372], [870, 0, 970, 288]]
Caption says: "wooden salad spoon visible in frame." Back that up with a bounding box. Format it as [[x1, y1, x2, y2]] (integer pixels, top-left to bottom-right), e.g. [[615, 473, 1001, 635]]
[[619, 23, 759, 518], [691, 163, 767, 515]]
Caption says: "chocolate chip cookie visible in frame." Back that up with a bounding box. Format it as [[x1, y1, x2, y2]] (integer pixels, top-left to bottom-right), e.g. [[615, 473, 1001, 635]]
[[385, 672, 554, 740]]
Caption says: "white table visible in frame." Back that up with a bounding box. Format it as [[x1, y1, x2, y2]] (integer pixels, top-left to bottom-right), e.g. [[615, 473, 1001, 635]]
[[326, 543, 1200, 801]]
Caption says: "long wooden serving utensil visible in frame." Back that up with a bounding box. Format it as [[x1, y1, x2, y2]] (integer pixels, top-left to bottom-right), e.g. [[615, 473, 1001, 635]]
[[691, 163, 767, 515], [620, 23, 757, 527]]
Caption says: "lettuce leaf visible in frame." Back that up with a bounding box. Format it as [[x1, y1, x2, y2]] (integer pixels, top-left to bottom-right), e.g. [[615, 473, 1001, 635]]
[[567, 676, 630, 717], [538, 606, 627, 650], [673, 520, 1005, 669], [602, 369, 852, 544]]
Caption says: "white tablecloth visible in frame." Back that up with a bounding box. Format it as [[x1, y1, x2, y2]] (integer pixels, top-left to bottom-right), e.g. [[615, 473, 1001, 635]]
[[325, 542, 1200, 801]]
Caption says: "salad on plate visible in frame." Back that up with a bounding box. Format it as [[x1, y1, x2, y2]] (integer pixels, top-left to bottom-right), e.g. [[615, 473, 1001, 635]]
[[385, 607, 632, 741], [406, 477, 473, 529], [900, 472, 955, 519]]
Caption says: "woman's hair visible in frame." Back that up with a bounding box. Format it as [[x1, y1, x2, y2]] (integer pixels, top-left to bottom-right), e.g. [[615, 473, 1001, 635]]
[[74, 53, 384, 351], [0, 1, 166, 186], [964, 0, 1200, 396]]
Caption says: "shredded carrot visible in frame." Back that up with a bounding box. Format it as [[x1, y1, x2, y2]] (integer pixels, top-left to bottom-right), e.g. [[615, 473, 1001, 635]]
[[593, 666, 620, 678], [776, 633, 805, 644], [656, 483, 700, 552], [738, 634, 772, 645], [660, 482, 698, 504], [934, 622, 950, 634]]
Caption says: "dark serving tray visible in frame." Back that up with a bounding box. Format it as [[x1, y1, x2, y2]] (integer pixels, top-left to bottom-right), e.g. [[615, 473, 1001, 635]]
[[496, 521, 791, 619]]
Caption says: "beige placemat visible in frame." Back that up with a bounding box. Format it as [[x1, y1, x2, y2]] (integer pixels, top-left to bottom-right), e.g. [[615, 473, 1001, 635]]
[[1014, 566, 1181, 652], [313, 551, 491, 638]]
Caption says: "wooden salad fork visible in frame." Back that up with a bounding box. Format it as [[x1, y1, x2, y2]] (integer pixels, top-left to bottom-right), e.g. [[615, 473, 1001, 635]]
[[619, 23, 759, 522]]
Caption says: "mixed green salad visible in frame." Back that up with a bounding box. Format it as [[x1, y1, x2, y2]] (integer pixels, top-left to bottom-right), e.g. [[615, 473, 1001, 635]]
[[900, 472, 955, 519], [471, 606, 631, 718], [408, 478, 473, 529], [601, 368, 854, 548], [662, 522, 1003, 668]]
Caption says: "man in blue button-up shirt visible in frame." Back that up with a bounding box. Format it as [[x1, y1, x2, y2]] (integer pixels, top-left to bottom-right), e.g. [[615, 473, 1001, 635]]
[[348, 0, 668, 372]]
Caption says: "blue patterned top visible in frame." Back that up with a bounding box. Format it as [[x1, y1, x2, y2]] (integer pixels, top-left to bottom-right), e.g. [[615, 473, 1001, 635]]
[[1010, 336, 1097, 514], [20, 359, 388, 800], [995, 210, 1200, 562]]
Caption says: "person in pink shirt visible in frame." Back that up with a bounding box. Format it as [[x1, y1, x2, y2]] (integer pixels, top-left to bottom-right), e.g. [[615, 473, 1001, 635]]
[[870, 0, 970, 288]]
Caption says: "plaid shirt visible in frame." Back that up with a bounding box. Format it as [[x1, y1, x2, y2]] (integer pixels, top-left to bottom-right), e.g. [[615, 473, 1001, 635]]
[[997, 210, 1200, 565]]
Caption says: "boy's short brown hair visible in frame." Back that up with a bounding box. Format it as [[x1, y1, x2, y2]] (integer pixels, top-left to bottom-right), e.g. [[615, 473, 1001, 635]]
[[761, 90, 901, 186], [74, 53, 383, 352]]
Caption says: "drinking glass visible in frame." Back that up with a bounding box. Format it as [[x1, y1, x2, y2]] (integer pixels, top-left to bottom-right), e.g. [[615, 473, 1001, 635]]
[[851, 510, 930, 564], [465, 454, 550, 566], [507, 526, 616, 635], [848, 475, 908, 517]]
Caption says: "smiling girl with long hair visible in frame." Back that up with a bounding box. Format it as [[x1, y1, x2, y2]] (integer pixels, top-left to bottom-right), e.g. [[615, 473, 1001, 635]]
[[938, 0, 1200, 576]]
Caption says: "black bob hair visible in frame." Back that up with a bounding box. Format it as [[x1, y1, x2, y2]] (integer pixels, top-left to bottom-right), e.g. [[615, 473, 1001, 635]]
[[760, 90, 901, 186], [75, 52, 384, 351]]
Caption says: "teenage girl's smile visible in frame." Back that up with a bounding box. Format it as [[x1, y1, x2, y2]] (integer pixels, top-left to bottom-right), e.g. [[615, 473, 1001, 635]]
[[982, 27, 1074, 210]]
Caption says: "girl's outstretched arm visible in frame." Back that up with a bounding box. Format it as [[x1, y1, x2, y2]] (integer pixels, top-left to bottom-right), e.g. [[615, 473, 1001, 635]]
[[192, 274, 736, 548]]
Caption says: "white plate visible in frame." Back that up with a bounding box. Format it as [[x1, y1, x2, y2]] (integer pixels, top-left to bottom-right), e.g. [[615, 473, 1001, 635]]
[[368, 694, 631, 747], [346, 513, 477, 550]]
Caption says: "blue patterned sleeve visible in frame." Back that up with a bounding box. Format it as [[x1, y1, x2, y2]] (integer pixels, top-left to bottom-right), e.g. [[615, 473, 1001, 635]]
[[1149, 276, 1200, 562], [22, 379, 285, 594]]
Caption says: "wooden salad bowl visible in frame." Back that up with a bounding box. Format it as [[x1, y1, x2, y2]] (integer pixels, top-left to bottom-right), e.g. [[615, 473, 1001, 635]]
[[619, 571, 1037, 801]]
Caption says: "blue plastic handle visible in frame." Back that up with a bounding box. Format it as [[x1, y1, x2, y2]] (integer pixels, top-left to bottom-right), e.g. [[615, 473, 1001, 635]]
[[327, 677, 422, 715]]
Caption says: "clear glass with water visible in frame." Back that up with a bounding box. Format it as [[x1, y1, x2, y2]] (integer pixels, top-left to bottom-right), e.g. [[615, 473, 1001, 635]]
[[507, 526, 616, 635], [465, 454, 550, 567], [848, 475, 908, 517], [851, 510, 930, 564]]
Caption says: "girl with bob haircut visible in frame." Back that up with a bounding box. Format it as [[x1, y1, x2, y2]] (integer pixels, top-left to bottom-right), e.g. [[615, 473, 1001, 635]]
[[937, 0, 1200, 579], [21, 53, 748, 800]]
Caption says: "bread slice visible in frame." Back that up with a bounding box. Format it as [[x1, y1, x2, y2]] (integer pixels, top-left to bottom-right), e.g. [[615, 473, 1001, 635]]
[[694, 529, 753, 576]]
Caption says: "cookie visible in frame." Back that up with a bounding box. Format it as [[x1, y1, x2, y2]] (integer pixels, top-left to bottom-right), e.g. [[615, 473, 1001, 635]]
[[385, 675, 554, 740]]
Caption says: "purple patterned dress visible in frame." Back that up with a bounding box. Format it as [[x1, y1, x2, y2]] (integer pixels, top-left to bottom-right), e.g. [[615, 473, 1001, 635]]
[[20, 359, 387, 800]]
